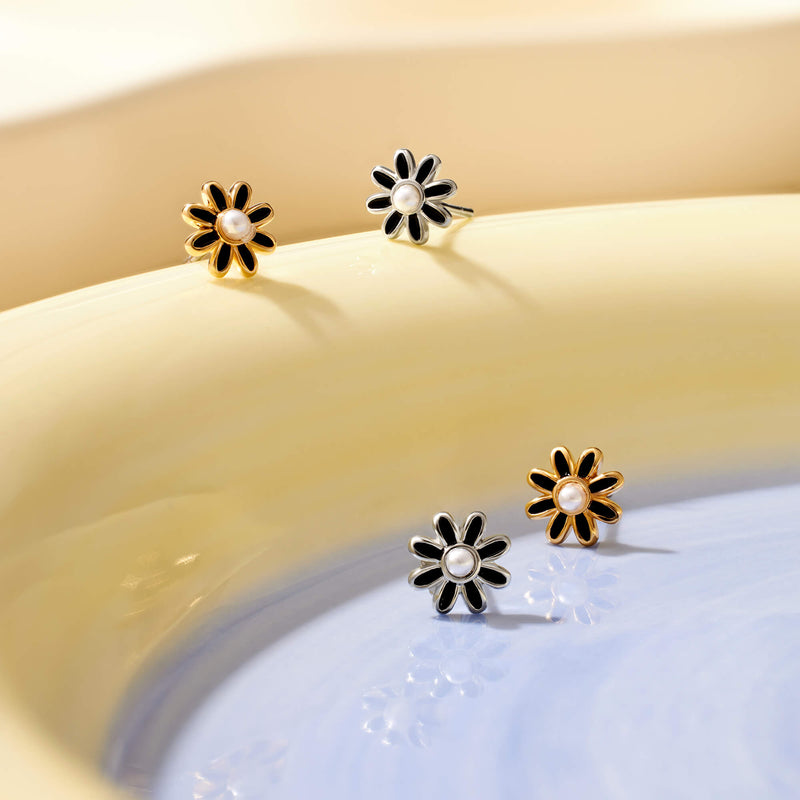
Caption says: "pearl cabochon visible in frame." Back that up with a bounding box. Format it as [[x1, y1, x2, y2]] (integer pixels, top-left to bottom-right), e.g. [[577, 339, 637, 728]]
[[217, 208, 255, 244], [555, 479, 591, 514], [443, 545, 477, 579], [391, 181, 424, 215]]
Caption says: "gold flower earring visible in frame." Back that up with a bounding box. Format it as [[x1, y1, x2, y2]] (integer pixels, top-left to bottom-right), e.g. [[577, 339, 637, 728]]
[[183, 181, 276, 278], [526, 447, 624, 547]]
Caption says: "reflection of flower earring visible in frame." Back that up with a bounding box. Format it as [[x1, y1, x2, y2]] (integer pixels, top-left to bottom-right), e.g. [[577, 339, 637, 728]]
[[366, 149, 473, 245], [183, 181, 276, 278], [526, 447, 624, 547], [408, 512, 510, 614]]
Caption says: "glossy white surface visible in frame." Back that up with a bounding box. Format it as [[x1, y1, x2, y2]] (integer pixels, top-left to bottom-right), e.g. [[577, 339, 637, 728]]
[[139, 484, 800, 798]]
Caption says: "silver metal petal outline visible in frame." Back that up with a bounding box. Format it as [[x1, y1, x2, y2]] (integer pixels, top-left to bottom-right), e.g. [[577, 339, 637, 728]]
[[419, 202, 452, 229], [414, 154, 441, 185], [394, 148, 416, 180], [409, 563, 445, 589], [407, 213, 429, 245], [366, 193, 392, 214], [476, 535, 510, 562], [478, 564, 510, 588], [461, 580, 487, 613], [434, 580, 460, 614], [371, 165, 397, 191], [424, 179, 457, 201]]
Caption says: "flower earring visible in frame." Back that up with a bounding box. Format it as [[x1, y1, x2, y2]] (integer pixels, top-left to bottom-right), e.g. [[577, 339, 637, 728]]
[[526, 447, 624, 547], [366, 149, 473, 245], [408, 512, 510, 614], [183, 181, 276, 278]]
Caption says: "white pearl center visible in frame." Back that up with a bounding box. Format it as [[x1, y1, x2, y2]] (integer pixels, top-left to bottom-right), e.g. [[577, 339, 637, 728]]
[[555, 479, 590, 514], [391, 181, 423, 215], [217, 208, 254, 243], [443, 545, 477, 579]]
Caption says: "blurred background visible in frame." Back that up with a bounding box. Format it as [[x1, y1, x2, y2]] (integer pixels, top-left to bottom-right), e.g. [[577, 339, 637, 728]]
[[2, 0, 800, 308]]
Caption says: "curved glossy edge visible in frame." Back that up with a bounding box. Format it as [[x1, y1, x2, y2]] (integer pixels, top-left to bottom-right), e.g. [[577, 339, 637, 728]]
[[0, 197, 798, 798]]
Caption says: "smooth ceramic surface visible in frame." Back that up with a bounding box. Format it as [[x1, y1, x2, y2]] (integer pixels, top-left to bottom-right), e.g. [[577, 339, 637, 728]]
[[1, 196, 798, 800], [108, 483, 800, 799]]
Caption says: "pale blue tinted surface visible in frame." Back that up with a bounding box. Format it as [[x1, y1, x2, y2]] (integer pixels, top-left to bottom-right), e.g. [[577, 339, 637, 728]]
[[148, 485, 799, 799]]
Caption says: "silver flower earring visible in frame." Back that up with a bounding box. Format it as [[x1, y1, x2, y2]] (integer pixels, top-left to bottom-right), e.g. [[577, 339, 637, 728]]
[[408, 512, 510, 614], [366, 149, 473, 245]]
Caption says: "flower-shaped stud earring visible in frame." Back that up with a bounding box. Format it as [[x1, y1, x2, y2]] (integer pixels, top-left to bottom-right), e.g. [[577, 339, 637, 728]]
[[183, 181, 276, 278], [409, 512, 510, 614], [366, 149, 473, 245], [526, 447, 624, 547]]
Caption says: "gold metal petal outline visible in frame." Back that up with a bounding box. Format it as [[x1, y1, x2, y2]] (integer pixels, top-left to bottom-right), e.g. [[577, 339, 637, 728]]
[[184, 229, 220, 257], [234, 243, 258, 277], [528, 468, 558, 494], [590, 470, 625, 496], [247, 202, 274, 226], [201, 181, 230, 213], [576, 447, 604, 480], [208, 243, 232, 278], [525, 496, 556, 518], [251, 231, 276, 253], [589, 497, 622, 524], [550, 446, 575, 478], [229, 181, 252, 211], [574, 512, 598, 547], [182, 203, 216, 229], [546, 512, 572, 544]]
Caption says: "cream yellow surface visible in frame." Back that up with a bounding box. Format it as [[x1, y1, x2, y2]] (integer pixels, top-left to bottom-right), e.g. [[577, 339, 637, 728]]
[[0, 195, 798, 798], [2, 16, 800, 309]]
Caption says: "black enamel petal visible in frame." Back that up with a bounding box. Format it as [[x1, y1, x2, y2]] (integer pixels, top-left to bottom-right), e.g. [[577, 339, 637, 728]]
[[479, 566, 510, 587], [589, 499, 619, 522], [232, 183, 250, 210], [424, 180, 456, 199], [528, 470, 557, 492], [462, 580, 486, 613], [477, 537, 509, 561], [589, 475, 618, 493], [407, 213, 423, 243], [383, 210, 404, 237], [252, 231, 275, 250], [212, 243, 232, 273], [575, 513, 594, 542], [577, 450, 598, 478], [462, 514, 485, 546], [553, 448, 572, 478], [187, 207, 217, 225], [547, 512, 569, 541], [394, 149, 415, 179], [208, 183, 228, 210], [371, 167, 396, 191], [366, 195, 392, 212], [237, 244, 256, 272], [421, 203, 447, 226], [414, 154, 439, 185], [193, 230, 219, 249], [413, 566, 443, 588], [527, 496, 555, 516], [411, 539, 444, 561], [248, 205, 273, 224], [434, 514, 458, 546], [437, 581, 458, 613]]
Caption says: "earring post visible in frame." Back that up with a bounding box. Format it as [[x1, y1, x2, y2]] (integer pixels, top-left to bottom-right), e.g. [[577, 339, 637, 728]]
[[442, 203, 474, 218]]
